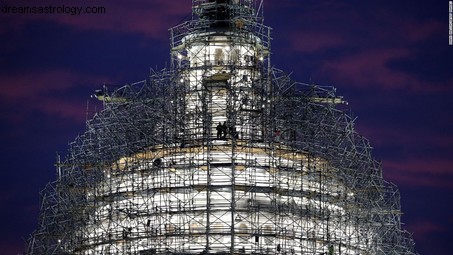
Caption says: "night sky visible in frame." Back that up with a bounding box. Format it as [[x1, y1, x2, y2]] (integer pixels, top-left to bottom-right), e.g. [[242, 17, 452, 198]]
[[1, 0, 452, 254]]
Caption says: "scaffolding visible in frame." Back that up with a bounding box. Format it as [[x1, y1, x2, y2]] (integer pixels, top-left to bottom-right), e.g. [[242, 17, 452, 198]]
[[26, 0, 418, 254]]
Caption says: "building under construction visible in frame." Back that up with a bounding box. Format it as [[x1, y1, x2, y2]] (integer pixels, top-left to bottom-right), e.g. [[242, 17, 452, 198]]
[[26, 0, 418, 254]]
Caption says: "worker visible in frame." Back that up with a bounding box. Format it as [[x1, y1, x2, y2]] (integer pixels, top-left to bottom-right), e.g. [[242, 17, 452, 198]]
[[216, 122, 222, 139]]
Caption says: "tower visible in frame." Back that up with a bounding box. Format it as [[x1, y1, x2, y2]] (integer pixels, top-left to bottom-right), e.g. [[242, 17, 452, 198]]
[[26, 1, 418, 254]]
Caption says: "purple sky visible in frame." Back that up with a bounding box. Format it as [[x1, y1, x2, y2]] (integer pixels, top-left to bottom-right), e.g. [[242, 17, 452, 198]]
[[1, 0, 452, 254]]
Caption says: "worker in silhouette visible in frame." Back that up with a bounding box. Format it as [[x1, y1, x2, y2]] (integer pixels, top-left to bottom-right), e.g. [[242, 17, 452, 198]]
[[216, 122, 222, 139]]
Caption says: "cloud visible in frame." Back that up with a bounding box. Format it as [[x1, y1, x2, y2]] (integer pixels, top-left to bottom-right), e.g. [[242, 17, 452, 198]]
[[288, 32, 346, 53], [356, 123, 452, 150], [0, 69, 106, 122], [319, 48, 452, 92], [52, 0, 190, 37], [353, 122, 453, 189], [405, 220, 446, 241], [38, 97, 91, 122], [0, 0, 190, 38], [0, 191, 10, 204], [0, 70, 77, 99], [383, 158, 453, 189], [400, 20, 443, 43], [321, 48, 412, 88], [268, 1, 449, 92], [0, 243, 25, 255]]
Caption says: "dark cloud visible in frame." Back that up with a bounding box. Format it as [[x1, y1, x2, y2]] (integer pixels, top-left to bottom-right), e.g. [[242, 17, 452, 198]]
[[0, 69, 106, 123], [268, 0, 452, 93], [287, 32, 346, 53], [384, 159, 453, 188], [0, 0, 190, 37], [320, 48, 418, 89]]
